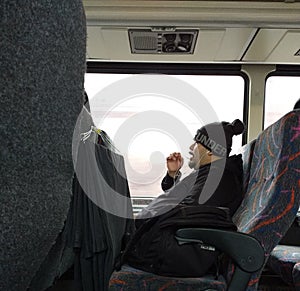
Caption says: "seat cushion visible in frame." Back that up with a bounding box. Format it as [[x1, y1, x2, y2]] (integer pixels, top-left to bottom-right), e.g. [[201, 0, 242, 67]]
[[293, 262, 300, 288], [109, 265, 227, 291], [268, 245, 300, 285]]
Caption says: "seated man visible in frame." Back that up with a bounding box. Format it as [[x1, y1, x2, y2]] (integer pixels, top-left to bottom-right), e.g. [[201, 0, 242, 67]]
[[122, 119, 245, 278], [136, 118, 245, 221]]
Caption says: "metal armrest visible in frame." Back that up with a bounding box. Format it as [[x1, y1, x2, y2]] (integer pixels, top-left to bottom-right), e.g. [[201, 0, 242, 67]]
[[175, 228, 265, 291]]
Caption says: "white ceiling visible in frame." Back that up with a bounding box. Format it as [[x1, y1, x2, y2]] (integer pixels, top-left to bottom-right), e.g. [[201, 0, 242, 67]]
[[83, 1, 300, 63]]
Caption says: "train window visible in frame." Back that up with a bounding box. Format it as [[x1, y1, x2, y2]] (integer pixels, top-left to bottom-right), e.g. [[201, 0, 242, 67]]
[[264, 76, 300, 129], [85, 73, 245, 197]]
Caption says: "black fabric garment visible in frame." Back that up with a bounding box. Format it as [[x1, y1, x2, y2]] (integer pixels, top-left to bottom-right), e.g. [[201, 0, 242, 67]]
[[138, 155, 243, 220], [161, 171, 182, 192], [184, 155, 243, 216], [125, 205, 237, 277], [127, 156, 243, 278], [66, 141, 135, 291]]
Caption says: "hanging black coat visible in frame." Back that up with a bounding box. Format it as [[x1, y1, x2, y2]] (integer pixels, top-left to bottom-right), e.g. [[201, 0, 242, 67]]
[[66, 140, 134, 291]]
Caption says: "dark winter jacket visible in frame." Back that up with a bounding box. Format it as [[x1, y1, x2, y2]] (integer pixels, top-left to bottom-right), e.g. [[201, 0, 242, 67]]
[[136, 155, 243, 219]]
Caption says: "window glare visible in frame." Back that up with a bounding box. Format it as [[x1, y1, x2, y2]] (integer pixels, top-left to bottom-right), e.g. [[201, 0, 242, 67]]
[[265, 76, 300, 128], [84, 73, 244, 197]]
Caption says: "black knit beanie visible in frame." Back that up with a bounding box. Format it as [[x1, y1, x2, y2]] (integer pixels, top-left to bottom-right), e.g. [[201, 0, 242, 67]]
[[194, 119, 245, 157], [294, 98, 300, 110]]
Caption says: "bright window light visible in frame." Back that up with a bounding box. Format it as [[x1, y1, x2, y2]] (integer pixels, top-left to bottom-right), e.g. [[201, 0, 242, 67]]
[[265, 76, 300, 129], [84, 73, 244, 197]]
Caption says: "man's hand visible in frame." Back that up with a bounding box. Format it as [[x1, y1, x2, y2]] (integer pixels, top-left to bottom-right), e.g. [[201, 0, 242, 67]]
[[166, 152, 184, 178]]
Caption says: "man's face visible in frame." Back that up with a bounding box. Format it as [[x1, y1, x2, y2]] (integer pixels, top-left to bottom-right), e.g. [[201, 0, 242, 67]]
[[188, 142, 208, 169]]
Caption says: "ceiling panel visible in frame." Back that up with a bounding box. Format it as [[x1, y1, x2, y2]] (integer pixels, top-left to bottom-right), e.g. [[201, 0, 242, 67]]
[[243, 29, 300, 63], [87, 26, 256, 62], [266, 30, 300, 62], [215, 28, 257, 61], [84, 1, 300, 63], [86, 27, 108, 59], [83, 1, 300, 29]]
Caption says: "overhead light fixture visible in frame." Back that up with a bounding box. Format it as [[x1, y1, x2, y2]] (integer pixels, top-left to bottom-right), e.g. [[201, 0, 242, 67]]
[[128, 28, 198, 54]]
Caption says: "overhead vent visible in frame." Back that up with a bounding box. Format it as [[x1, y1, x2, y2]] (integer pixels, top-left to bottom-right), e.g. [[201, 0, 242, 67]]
[[128, 28, 198, 54]]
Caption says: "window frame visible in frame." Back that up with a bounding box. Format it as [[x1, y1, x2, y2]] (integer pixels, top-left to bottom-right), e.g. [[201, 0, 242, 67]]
[[86, 62, 249, 199], [86, 61, 249, 146], [264, 64, 300, 129]]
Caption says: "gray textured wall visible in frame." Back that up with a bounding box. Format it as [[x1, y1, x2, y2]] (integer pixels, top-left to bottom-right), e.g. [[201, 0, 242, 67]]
[[0, 1, 86, 290]]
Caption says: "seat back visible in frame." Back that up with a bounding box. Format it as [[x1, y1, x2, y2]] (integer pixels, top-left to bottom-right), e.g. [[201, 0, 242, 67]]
[[233, 111, 300, 290], [1, 1, 86, 290], [293, 262, 300, 288], [239, 139, 256, 195]]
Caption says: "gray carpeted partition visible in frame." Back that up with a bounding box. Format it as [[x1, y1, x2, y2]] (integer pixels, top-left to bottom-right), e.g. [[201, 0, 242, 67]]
[[0, 1, 86, 290]]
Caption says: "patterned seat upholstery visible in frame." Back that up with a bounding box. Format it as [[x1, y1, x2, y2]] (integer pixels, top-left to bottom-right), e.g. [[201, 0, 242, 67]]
[[110, 265, 227, 291], [267, 245, 300, 285], [109, 111, 300, 291], [238, 139, 256, 194], [264, 111, 300, 290], [233, 110, 300, 290], [293, 263, 300, 289]]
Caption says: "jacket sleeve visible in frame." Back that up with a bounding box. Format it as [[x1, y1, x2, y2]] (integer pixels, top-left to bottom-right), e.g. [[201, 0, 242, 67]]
[[161, 172, 182, 192]]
